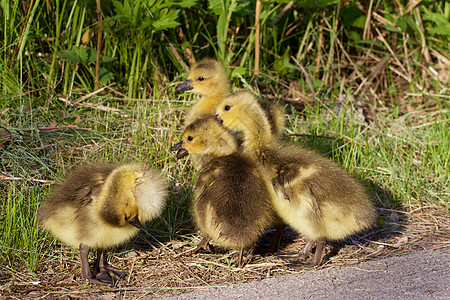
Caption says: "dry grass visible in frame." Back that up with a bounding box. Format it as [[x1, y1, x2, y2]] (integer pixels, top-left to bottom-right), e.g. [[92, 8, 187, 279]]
[[1, 205, 448, 299]]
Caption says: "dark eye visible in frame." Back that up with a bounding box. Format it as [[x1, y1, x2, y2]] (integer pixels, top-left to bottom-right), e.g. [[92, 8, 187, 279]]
[[224, 105, 231, 111], [187, 136, 194, 141], [198, 76, 204, 81]]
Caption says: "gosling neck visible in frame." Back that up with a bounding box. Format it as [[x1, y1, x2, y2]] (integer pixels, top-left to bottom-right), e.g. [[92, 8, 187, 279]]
[[199, 88, 229, 107], [240, 116, 273, 150]]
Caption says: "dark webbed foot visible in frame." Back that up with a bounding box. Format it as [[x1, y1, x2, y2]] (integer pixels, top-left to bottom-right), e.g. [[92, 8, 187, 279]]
[[87, 273, 114, 285], [90, 266, 127, 285], [104, 265, 128, 278], [79, 247, 128, 285], [92, 249, 127, 285]]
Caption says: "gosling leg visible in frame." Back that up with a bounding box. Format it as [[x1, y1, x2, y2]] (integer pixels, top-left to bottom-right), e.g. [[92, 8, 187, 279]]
[[194, 237, 214, 253], [240, 245, 256, 268], [79, 244, 111, 285], [79, 244, 93, 280], [237, 247, 244, 268], [269, 223, 285, 253], [299, 240, 315, 258], [311, 240, 326, 266]]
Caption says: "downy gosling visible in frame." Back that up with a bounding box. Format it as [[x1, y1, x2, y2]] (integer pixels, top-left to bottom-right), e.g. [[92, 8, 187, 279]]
[[38, 163, 168, 284], [171, 118, 275, 267], [216, 91, 376, 266], [175, 58, 285, 136]]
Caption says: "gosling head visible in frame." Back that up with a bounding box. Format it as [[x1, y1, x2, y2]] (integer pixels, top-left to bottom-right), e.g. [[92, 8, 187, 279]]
[[99, 166, 143, 229], [215, 91, 272, 146], [171, 118, 237, 159], [176, 58, 229, 98]]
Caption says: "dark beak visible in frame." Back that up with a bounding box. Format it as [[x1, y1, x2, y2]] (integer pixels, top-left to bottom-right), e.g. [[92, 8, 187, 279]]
[[176, 80, 193, 92], [214, 114, 223, 124], [129, 217, 142, 229], [171, 141, 189, 159]]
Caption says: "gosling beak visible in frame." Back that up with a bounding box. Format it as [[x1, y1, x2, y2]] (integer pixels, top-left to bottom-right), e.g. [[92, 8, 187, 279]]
[[214, 114, 223, 125], [171, 141, 189, 159], [129, 217, 142, 229], [176, 80, 193, 92]]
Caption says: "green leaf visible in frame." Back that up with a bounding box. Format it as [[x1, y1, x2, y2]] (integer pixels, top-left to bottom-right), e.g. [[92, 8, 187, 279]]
[[384, 24, 401, 33], [58, 46, 91, 64], [348, 30, 361, 42], [429, 24, 450, 36], [274, 47, 295, 77], [88, 48, 97, 63], [113, 0, 131, 20], [99, 68, 114, 84], [297, 0, 338, 10], [153, 9, 181, 31], [342, 6, 366, 29], [101, 56, 116, 63], [396, 18, 408, 32], [175, 0, 198, 8], [231, 66, 247, 78], [208, 0, 223, 15], [422, 11, 448, 26]]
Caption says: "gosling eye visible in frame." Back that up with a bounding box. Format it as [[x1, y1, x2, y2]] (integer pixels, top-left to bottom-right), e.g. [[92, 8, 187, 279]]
[[224, 105, 231, 111], [197, 76, 204, 81], [187, 136, 194, 141]]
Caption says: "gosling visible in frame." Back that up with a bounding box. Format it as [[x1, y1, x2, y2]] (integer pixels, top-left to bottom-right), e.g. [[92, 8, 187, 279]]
[[38, 163, 168, 284], [216, 91, 376, 266], [176, 58, 285, 136], [171, 118, 275, 267]]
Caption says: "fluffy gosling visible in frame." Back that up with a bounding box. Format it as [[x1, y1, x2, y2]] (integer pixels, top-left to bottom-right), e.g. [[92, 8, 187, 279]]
[[171, 118, 275, 267], [176, 58, 285, 136], [216, 91, 376, 266], [38, 163, 168, 284]]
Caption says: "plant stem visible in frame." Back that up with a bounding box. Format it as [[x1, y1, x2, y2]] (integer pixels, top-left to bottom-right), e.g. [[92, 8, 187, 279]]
[[95, 0, 102, 90], [254, 0, 261, 76]]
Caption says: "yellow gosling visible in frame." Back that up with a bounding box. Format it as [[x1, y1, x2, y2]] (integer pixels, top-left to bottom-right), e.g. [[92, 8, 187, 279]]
[[171, 118, 275, 267], [38, 163, 168, 284], [216, 92, 376, 266], [176, 58, 285, 136]]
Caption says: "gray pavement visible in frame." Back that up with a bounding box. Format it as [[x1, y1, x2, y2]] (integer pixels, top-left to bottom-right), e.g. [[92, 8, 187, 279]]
[[167, 248, 450, 299]]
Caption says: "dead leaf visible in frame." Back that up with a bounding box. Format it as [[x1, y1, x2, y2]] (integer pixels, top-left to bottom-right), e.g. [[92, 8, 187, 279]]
[[81, 28, 94, 45], [391, 236, 409, 248], [389, 211, 400, 222]]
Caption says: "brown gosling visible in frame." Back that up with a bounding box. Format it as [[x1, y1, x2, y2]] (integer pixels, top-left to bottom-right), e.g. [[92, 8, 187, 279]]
[[171, 117, 275, 267], [176, 58, 285, 136], [215, 91, 376, 266], [38, 163, 168, 284]]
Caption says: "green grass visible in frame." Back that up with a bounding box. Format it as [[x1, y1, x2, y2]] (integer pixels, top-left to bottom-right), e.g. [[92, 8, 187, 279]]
[[1, 88, 448, 274]]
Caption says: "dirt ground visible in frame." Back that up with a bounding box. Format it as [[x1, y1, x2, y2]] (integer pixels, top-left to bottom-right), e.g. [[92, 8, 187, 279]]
[[1, 205, 449, 299]]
